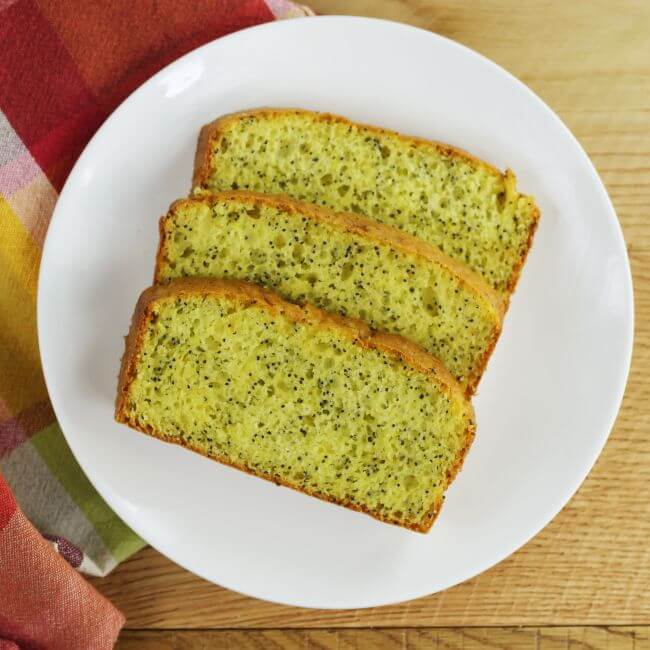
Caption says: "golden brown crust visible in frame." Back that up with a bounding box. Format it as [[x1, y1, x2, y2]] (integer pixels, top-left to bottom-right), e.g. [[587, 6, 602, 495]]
[[115, 289, 155, 423], [154, 192, 505, 394], [115, 277, 476, 532], [124, 417, 475, 533], [417, 406, 477, 530], [503, 200, 541, 300], [162, 191, 505, 318], [192, 122, 215, 191], [191, 107, 504, 190], [191, 107, 541, 297], [153, 215, 167, 284], [123, 277, 467, 397]]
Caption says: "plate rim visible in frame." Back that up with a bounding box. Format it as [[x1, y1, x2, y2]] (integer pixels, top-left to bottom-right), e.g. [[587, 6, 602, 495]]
[[37, 14, 635, 609]]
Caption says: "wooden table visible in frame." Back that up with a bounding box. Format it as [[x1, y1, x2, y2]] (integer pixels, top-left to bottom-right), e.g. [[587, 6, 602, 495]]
[[94, 2, 650, 647]]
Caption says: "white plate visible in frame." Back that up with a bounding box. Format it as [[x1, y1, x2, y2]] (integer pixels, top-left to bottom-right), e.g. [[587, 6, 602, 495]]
[[38, 16, 633, 609]]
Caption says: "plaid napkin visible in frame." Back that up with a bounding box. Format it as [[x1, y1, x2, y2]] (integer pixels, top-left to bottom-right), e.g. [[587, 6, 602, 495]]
[[0, 474, 124, 649], [0, 0, 312, 586]]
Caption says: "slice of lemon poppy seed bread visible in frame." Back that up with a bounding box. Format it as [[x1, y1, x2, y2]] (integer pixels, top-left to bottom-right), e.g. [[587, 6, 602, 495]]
[[192, 108, 540, 296], [155, 192, 502, 394], [115, 278, 475, 532]]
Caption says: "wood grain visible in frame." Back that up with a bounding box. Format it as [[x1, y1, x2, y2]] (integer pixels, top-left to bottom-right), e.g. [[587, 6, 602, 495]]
[[90, 0, 650, 639], [115, 627, 650, 649]]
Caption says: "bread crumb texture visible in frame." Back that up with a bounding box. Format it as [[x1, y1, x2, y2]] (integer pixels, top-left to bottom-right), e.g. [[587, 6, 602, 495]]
[[121, 293, 472, 528], [159, 198, 499, 387], [199, 111, 538, 292]]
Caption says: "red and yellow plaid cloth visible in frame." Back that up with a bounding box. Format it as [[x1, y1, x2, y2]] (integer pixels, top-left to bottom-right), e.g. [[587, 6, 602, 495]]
[[0, 1, 312, 647]]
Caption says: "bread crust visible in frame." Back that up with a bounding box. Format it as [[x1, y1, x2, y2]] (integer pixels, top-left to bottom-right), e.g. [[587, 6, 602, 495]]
[[192, 107, 541, 297], [155, 191, 504, 395], [192, 107, 504, 188], [504, 200, 541, 299], [115, 277, 476, 533]]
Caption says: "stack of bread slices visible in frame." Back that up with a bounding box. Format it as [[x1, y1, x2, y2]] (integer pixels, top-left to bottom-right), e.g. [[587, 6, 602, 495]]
[[116, 109, 539, 532]]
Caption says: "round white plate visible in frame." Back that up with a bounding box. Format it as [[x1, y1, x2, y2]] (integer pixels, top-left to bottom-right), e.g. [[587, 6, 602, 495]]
[[38, 16, 633, 609]]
